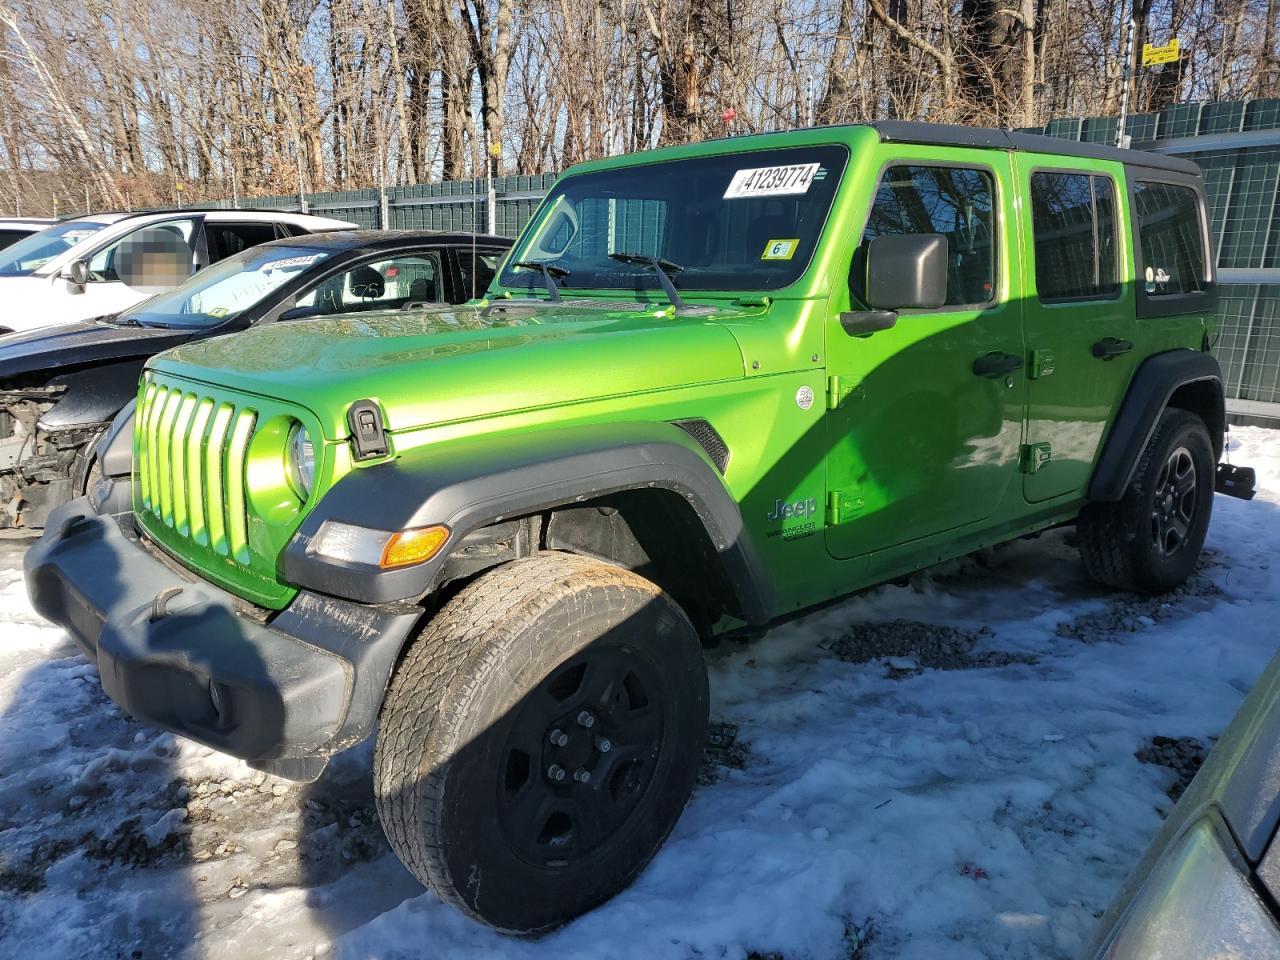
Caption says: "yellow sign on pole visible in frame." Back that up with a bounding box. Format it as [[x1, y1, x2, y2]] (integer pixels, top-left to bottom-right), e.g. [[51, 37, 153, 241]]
[[1142, 38, 1180, 67]]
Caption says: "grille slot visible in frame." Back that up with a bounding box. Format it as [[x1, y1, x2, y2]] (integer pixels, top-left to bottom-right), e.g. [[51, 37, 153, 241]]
[[136, 380, 256, 559]]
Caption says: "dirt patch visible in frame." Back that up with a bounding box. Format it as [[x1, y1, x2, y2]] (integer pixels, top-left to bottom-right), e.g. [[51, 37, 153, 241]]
[[1057, 569, 1222, 645], [699, 721, 750, 785], [1136, 735, 1208, 802], [821, 620, 1035, 671], [747, 916, 877, 960]]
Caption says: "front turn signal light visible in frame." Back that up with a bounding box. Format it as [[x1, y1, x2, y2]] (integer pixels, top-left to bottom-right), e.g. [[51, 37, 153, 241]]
[[380, 525, 450, 569]]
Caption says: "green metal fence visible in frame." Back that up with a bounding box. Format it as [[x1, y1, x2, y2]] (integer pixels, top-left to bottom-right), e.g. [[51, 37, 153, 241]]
[[235, 173, 559, 237]]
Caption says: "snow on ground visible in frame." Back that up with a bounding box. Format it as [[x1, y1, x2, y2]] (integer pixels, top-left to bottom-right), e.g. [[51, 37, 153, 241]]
[[1, 427, 1278, 960]]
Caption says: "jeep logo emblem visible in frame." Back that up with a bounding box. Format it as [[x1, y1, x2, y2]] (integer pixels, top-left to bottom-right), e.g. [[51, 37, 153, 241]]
[[767, 497, 818, 522]]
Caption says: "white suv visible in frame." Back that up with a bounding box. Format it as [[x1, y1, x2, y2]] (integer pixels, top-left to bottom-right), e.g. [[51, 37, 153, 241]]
[[0, 217, 58, 251], [0, 209, 356, 333]]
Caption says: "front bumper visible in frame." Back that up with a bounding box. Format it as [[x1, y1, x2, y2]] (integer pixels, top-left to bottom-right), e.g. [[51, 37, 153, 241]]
[[25, 497, 422, 780]]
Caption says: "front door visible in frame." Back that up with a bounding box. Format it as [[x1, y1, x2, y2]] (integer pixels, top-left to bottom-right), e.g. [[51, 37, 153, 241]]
[[1015, 157, 1137, 503], [826, 149, 1025, 561], [77, 218, 199, 321]]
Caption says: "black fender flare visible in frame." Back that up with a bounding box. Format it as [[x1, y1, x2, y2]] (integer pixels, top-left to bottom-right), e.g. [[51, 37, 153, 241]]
[[284, 421, 773, 624], [1088, 349, 1225, 502]]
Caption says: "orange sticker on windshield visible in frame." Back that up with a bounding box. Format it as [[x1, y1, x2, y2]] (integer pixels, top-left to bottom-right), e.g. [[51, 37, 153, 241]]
[[761, 238, 799, 261]]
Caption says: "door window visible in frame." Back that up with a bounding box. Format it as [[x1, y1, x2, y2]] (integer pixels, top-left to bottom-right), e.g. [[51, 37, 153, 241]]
[[1133, 181, 1207, 297], [860, 165, 996, 307], [457, 249, 503, 300], [0, 229, 32, 251], [87, 219, 196, 283], [291, 253, 443, 317], [205, 222, 280, 262], [1030, 172, 1119, 302]]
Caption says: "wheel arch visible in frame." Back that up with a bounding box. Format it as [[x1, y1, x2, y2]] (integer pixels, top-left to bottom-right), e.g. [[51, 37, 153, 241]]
[[284, 420, 774, 627], [1088, 349, 1225, 503]]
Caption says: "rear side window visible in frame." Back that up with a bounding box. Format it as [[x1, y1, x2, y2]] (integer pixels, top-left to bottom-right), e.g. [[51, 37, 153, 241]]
[[1133, 181, 1207, 297], [861, 164, 996, 307], [1030, 172, 1119, 302], [206, 222, 279, 262]]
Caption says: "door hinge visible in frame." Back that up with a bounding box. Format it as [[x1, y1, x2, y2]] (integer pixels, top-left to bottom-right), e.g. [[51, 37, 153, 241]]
[[826, 375, 864, 410], [1020, 442, 1052, 474], [1028, 349, 1055, 380], [826, 490, 865, 525]]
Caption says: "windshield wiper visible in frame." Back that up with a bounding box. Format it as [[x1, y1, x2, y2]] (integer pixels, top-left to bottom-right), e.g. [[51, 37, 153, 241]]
[[607, 252, 688, 311], [99, 313, 139, 326], [512, 260, 569, 302]]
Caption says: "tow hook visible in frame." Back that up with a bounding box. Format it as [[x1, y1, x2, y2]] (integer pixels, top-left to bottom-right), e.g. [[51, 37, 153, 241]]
[[150, 585, 184, 621]]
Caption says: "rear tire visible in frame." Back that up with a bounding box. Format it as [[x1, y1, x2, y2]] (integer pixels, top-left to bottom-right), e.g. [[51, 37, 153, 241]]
[[1079, 408, 1214, 594], [373, 552, 708, 933]]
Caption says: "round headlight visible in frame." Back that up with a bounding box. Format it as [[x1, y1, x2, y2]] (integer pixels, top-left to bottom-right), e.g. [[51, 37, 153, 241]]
[[287, 422, 315, 499]]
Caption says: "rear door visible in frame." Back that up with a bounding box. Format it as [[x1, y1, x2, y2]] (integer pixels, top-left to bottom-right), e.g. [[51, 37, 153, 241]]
[[825, 148, 1025, 561], [1015, 156, 1137, 502]]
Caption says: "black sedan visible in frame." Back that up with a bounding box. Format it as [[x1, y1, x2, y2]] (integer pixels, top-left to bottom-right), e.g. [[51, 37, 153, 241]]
[[0, 230, 510, 529]]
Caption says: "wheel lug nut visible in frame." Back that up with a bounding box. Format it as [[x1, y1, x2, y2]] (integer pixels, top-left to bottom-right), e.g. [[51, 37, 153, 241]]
[[576, 710, 596, 729], [547, 764, 566, 782], [596, 737, 612, 753], [549, 728, 568, 747], [573, 768, 591, 783]]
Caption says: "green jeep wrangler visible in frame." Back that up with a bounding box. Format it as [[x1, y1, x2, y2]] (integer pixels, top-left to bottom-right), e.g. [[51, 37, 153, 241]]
[[26, 122, 1255, 933]]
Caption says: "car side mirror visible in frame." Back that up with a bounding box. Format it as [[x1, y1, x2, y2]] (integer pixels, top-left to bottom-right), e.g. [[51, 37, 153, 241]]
[[840, 233, 949, 337], [62, 259, 90, 287], [865, 233, 948, 310]]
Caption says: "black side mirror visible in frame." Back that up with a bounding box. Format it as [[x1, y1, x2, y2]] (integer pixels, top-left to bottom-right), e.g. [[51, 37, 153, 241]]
[[840, 233, 949, 337], [865, 233, 949, 310]]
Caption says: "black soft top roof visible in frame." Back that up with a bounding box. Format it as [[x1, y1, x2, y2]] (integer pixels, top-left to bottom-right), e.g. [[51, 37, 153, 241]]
[[870, 121, 1201, 177]]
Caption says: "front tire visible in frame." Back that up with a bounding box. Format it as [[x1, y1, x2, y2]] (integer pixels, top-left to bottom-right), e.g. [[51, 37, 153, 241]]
[[374, 552, 708, 933], [1079, 408, 1215, 593]]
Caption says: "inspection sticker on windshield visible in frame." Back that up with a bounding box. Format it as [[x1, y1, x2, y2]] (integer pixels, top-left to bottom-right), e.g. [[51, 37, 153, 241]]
[[259, 254, 323, 272], [724, 162, 820, 199], [761, 238, 800, 260]]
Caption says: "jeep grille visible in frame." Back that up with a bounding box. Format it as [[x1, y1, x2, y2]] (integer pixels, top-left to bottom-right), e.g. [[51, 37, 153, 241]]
[[136, 379, 256, 562]]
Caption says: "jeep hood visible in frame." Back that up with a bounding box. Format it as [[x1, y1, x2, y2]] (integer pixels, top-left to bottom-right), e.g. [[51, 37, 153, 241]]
[[148, 302, 751, 439]]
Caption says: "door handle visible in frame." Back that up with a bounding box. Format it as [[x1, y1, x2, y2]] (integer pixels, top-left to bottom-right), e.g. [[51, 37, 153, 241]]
[[1092, 337, 1133, 359], [972, 352, 1024, 378]]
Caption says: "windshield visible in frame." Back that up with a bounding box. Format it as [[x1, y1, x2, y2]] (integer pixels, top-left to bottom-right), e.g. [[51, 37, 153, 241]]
[[0, 221, 111, 277], [499, 145, 848, 295], [125, 245, 332, 328]]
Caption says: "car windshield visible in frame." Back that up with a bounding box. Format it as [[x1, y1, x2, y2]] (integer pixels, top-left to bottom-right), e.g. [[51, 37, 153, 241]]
[[0, 220, 111, 277], [498, 144, 848, 295], [125, 245, 332, 328]]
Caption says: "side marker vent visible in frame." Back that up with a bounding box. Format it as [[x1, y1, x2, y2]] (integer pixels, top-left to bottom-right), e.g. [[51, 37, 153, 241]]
[[672, 419, 730, 473]]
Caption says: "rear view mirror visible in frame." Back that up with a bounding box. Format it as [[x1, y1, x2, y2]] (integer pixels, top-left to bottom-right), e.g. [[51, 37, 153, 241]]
[[864, 233, 948, 311]]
